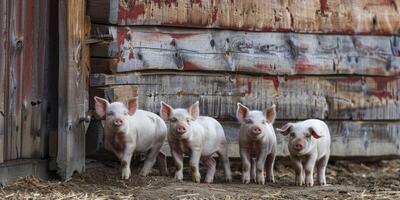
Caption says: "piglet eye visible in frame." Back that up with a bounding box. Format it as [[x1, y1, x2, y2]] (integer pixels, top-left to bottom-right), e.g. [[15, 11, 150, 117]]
[[262, 120, 266, 124], [306, 134, 311, 138], [290, 132, 295, 137], [124, 111, 128, 115], [170, 118, 178, 123], [187, 119, 190, 123], [106, 111, 114, 116], [245, 119, 252, 124]]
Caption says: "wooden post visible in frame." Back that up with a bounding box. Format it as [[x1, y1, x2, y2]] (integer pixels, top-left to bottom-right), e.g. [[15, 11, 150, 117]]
[[57, 0, 87, 180], [0, 0, 7, 164]]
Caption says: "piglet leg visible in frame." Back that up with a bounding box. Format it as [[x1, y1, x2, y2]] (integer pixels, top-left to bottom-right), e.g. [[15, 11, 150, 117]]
[[317, 155, 329, 186], [265, 153, 276, 183], [203, 157, 216, 183], [156, 152, 169, 176], [190, 148, 202, 183], [240, 148, 251, 184]]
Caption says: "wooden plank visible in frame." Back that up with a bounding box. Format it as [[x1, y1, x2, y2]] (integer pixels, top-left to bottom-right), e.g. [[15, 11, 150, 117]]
[[86, 120, 400, 158], [90, 73, 400, 120], [57, 0, 87, 180], [221, 121, 400, 157], [20, 0, 36, 159], [0, 159, 50, 186], [90, 25, 400, 76], [89, 85, 138, 110], [0, 0, 7, 163], [86, 0, 400, 35], [5, 0, 26, 160]]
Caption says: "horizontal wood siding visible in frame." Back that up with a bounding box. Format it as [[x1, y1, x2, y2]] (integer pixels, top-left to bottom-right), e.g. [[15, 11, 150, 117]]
[[87, 1, 400, 159], [90, 74, 400, 121], [90, 25, 400, 76], [87, 119, 400, 158], [86, 0, 400, 35]]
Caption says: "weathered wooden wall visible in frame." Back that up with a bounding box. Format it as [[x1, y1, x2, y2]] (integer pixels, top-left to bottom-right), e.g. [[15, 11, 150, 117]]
[[87, 0, 400, 34], [90, 25, 400, 75], [91, 73, 400, 121], [0, 0, 58, 185], [0, 0, 52, 162], [87, 0, 400, 158]]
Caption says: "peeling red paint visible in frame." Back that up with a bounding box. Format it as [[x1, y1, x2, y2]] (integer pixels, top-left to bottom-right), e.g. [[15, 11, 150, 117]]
[[117, 28, 129, 46], [294, 63, 317, 73], [183, 60, 201, 70], [168, 32, 199, 39], [247, 80, 252, 95], [211, 7, 218, 23], [118, 3, 145, 22], [319, 0, 329, 16], [262, 77, 280, 91], [254, 64, 273, 72], [193, 0, 203, 7], [129, 51, 135, 60]]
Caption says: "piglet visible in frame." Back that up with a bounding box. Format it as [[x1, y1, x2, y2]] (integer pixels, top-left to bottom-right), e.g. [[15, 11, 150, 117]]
[[94, 97, 168, 179], [277, 119, 331, 186], [160, 101, 232, 183], [236, 103, 277, 184]]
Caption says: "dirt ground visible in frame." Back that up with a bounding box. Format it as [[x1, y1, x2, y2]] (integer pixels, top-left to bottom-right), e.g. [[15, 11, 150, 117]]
[[1, 158, 399, 200]]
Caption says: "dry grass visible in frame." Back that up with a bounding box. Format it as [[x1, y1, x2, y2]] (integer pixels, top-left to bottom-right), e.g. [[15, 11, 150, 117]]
[[1, 159, 399, 200]]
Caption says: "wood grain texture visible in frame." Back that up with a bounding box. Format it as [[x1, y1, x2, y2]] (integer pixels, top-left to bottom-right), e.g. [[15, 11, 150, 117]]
[[90, 73, 400, 120], [221, 121, 400, 157], [0, 0, 7, 163], [89, 85, 138, 110], [90, 25, 400, 76], [86, 0, 400, 35], [57, 0, 87, 180], [0, 159, 50, 186], [85, 120, 400, 157]]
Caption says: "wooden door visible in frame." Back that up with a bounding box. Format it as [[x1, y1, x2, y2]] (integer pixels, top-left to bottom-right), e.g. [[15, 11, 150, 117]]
[[57, 0, 89, 180]]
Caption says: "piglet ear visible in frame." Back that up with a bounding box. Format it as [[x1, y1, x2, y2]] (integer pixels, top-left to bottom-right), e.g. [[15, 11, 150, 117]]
[[309, 127, 322, 139], [94, 96, 109, 118], [127, 98, 138, 115], [188, 101, 200, 120], [160, 101, 173, 121], [236, 103, 249, 123], [276, 123, 293, 136], [264, 104, 276, 124]]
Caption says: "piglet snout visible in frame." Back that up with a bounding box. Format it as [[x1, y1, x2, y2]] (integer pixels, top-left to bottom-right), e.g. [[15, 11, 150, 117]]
[[251, 127, 262, 135], [114, 118, 123, 127], [294, 143, 304, 151], [176, 125, 187, 134]]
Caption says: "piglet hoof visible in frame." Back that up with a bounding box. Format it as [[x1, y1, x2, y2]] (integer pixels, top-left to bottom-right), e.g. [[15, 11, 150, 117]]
[[256, 176, 265, 185], [192, 176, 201, 183], [305, 181, 314, 187], [225, 177, 232, 183], [204, 177, 214, 184], [121, 169, 131, 180], [121, 172, 130, 180], [242, 175, 251, 184], [174, 172, 183, 182], [139, 170, 149, 177], [318, 181, 327, 186], [295, 180, 304, 186], [266, 176, 275, 183]]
